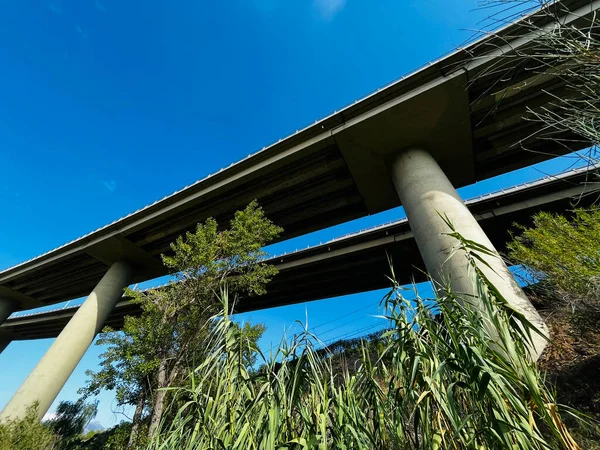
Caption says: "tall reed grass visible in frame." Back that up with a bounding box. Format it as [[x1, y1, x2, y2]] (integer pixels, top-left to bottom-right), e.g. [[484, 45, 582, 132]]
[[147, 236, 583, 449]]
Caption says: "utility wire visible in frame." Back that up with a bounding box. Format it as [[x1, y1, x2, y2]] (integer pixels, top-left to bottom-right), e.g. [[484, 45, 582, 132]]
[[315, 316, 379, 340], [308, 301, 380, 333], [318, 322, 388, 349]]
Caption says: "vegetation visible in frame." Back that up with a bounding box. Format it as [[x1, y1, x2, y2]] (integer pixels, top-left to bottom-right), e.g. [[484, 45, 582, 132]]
[[4, 206, 597, 449], [46, 399, 98, 448], [147, 235, 581, 449], [80, 200, 280, 445], [508, 208, 600, 447], [480, 0, 600, 160], [0, 406, 56, 450], [65, 422, 139, 450], [509, 208, 600, 304]]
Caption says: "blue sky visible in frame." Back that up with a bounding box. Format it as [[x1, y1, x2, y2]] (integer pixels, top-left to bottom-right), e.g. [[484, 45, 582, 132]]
[[0, 0, 587, 428]]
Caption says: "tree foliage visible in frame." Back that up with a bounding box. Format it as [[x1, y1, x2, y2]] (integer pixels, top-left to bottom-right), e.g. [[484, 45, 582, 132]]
[[163, 200, 281, 298], [62, 421, 144, 450], [46, 399, 98, 448], [508, 208, 600, 304], [81, 200, 280, 442], [80, 329, 148, 410]]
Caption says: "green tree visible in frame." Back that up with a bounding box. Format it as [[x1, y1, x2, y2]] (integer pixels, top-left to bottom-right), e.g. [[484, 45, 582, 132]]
[[237, 321, 267, 370], [79, 326, 151, 449], [508, 208, 600, 446], [82, 200, 280, 442], [65, 421, 140, 450], [46, 399, 98, 447], [508, 208, 600, 304]]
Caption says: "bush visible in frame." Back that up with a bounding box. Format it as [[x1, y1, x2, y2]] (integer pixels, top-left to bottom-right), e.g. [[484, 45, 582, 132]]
[[509, 208, 600, 306], [0, 406, 57, 450]]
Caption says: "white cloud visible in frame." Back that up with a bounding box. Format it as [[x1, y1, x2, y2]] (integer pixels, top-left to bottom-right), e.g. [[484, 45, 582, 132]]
[[313, 0, 346, 20], [76, 25, 89, 39], [48, 1, 63, 15], [94, 0, 107, 13], [85, 420, 105, 433], [101, 180, 117, 193], [42, 412, 57, 422]]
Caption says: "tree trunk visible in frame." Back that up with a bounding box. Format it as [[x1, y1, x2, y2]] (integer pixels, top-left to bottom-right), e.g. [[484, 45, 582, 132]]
[[127, 391, 146, 449], [148, 358, 168, 438]]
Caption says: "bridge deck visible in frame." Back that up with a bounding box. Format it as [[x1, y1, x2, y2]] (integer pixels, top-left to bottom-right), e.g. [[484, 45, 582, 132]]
[[2, 165, 596, 340], [0, 0, 594, 310]]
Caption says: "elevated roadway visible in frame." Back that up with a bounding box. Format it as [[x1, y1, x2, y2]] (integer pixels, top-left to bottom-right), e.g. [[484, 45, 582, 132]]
[[1, 0, 597, 421], [0, 0, 595, 312], [2, 165, 596, 341]]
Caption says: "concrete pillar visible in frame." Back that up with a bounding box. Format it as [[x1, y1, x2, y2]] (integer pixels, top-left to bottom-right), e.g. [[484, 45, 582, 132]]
[[391, 148, 547, 359], [0, 260, 133, 421]]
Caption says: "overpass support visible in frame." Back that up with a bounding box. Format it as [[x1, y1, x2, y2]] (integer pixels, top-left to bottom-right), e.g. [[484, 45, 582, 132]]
[[390, 148, 548, 359], [0, 260, 133, 422]]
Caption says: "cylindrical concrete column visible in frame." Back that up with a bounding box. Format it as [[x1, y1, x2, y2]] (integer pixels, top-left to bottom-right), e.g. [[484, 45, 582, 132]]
[[391, 148, 547, 359], [0, 260, 133, 421]]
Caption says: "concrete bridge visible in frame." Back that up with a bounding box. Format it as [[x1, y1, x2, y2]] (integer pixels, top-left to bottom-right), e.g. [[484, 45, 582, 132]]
[[0, 0, 597, 421], [0, 165, 596, 345]]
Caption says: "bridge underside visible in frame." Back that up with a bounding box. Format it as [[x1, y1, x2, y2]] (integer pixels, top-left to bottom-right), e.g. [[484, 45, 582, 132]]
[[3, 166, 596, 341], [0, 74, 584, 310], [0, 0, 596, 422], [0, 0, 591, 311]]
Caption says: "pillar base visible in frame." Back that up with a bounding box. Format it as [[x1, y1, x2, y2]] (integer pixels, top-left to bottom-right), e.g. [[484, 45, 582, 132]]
[[0, 260, 133, 422], [391, 148, 548, 360]]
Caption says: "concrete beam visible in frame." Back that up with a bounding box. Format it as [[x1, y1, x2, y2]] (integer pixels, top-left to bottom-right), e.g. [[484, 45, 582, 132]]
[[391, 148, 548, 359], [1, 165, 597, 339], [0, 260, 133, 422], [335, 69, 474, 214], [0, 299, 16, 326], [1, 1, 597, 312], [0, 335, 10, 355]]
